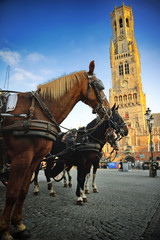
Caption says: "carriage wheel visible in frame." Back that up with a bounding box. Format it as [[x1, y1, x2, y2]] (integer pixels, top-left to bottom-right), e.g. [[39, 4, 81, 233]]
[[53, 172, 64, 182], [30, 172, 35, 184]]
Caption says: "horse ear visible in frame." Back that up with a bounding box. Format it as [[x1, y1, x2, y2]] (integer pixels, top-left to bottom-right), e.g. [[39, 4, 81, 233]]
[[115, 105, 119, 110], [88, 60, 95, 75], [112, 103, 116, 111]]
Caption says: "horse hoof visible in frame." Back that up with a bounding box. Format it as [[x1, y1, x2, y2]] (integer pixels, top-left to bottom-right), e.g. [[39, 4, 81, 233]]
[[68, 183, 72, 188], [50, 192, 56, 197], [77, 200, 83, 206], [34, 192, 40, 196], [83, 198, 87, 203], [13, 229, 31, 239], [93, 189, 98, 193], [85, 189, 90, 194], [64, 184, 67, 188]]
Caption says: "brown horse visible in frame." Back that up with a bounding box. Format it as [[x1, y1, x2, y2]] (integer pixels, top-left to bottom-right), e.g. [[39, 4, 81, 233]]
[[0, 61, 110, 240]]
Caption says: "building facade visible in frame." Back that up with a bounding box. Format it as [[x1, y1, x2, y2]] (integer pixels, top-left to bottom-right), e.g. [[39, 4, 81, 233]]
[[105, 3, 160, 166]]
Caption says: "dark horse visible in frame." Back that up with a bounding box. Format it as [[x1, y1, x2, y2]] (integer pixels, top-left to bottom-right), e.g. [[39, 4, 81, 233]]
[[64, 104, 127, 195], [33, 104, 128, 204], [0, 61, 110, 240]]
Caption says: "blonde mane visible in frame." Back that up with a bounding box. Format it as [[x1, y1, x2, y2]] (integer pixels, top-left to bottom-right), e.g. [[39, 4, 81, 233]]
[[37, 70, 86, 101]]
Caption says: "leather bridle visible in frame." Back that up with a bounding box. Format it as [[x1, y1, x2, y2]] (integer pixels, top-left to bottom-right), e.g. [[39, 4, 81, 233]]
[[84, 73, 108, 118], [109, 110, 127, 137]]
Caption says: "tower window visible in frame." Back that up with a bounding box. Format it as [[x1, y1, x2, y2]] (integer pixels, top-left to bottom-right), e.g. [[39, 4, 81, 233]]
[[126, 18, 129, 27], [123, 95, 127, 101], [114, 21, 117, 31], [119, 64, 123, 75], [128, 94, 132, 100], [119, 18, 123, 28], [114, 96, 118, 102], [115, 44, 118, 54], [133, 93, 137, 99], [119, 96, 122, 101], [125, 62, 129, 74]]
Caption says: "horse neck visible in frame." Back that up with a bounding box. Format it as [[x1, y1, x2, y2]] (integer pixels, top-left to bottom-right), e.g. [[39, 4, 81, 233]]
[[51, 133, 66, 154], [43, 84, 82, 124], [87, 119, 109, 145]]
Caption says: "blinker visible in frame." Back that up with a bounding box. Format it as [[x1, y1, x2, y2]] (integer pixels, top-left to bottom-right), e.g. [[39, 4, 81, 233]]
[[94, 79, 105, 91]]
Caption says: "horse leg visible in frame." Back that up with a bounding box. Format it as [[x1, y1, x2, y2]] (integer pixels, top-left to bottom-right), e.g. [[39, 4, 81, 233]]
[[45, 160, 56, 197], [11, 157, 40, 239], [47, 181, 56, 197], [33, 162, 40, 196], [92, 160, 99, 193], [85, 172, 90, 194], [76, 159, 87, 205], [63, 169, 67, 187], [84, 160, 92, 194], [0, 154, 33, 240], [68, 168, 72, 187], [92, 172, 98, 193]]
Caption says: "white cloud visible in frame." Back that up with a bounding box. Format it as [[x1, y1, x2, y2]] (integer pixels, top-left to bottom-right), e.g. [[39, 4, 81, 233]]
[[26, 53, 46, 62], [13, 67, 44, 81], [11, 67, 44, 91], [0, 50, 21, 65]]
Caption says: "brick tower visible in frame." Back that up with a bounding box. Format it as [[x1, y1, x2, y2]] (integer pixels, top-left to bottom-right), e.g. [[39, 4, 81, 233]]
[[104, 3, 160, 166], [109, 3, 146, 131]]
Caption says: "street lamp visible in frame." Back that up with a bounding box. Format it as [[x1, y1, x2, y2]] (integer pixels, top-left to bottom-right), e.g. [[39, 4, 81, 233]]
[[144, 108, 157, 177]]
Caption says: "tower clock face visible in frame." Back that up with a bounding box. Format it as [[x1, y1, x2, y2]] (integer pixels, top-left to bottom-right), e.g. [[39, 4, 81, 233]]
[[121, 80, 128, 87]]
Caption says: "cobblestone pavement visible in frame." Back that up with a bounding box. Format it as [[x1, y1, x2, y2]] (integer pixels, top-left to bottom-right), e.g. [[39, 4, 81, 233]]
[[0, 169, 160, 240]]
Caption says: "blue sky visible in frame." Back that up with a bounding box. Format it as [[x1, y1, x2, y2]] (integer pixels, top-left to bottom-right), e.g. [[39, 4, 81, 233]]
[[0, 0, 160, 129]]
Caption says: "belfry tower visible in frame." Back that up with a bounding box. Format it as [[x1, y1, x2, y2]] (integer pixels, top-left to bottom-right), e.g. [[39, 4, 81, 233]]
[[109, 3, 146, 130]]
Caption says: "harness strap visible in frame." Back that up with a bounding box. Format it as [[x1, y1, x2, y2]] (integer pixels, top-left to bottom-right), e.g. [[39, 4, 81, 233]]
[[1, 119, 59, 141], [30, 91, 60, 132], [83, 78, 92, 103], [29, 96, 35, 119]]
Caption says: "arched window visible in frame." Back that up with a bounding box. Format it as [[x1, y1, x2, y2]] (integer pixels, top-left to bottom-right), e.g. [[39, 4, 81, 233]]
[[119, 63, 123, 75], [128, 94, 132, 100], [114, 96, 118, 103], [126, 18, 129, 27], [114, 21, 117, 31], [125, 62, 129, 74], [133, 93, 137, 99], [119, 95, 122, 101], [119, 18, 123, 28], [123, 95, 127, 101]]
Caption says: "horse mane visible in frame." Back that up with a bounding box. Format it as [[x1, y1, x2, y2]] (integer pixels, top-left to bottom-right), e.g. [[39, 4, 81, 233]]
[[86, 118, 100, 130], [37, 70, 86, 101]]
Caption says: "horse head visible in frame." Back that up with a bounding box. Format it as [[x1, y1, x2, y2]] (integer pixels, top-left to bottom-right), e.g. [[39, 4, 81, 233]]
[[104, 128, 119, 151], [81, 61, 109, 118], [109, 103, 128, 137]]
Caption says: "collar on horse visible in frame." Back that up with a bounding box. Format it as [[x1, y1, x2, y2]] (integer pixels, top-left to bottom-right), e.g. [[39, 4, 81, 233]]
[[29, 91, 60, 132]]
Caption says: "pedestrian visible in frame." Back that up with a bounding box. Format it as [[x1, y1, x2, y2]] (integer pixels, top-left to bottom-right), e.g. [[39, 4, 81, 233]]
[[142, 162, 145, 170], [119, 160, 123, 170]]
